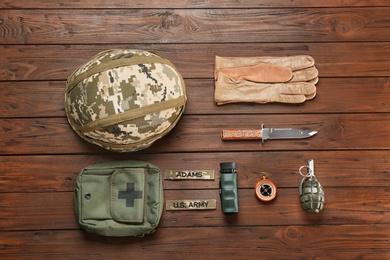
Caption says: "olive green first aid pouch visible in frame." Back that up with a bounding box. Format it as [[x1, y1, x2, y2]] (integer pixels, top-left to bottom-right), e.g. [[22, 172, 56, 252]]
[[74, 160, 163, 237]]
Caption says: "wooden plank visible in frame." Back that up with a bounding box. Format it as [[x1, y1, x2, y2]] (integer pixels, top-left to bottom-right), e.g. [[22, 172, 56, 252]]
[[1, 151, 389, 193], [2, 0, 390, 9], [0, 81, 66, 118], [188, 77, 390, 115], [1, 43, 389, 81], [1, 8, 390, 44], [0, 114, 389, 155], [1, 77, 390, 118], [154, 113, 390, 152], [1, 187, 389, 231], [1, 226, 389, 259]]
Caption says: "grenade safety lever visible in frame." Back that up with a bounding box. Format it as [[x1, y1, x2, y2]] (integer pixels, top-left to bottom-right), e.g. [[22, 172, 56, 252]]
[[299, 159, 315, 178]]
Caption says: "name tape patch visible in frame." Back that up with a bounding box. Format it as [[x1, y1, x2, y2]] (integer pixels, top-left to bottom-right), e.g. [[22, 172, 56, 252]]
[[164, 170, 215, 180], [166, 199, 217, 211]]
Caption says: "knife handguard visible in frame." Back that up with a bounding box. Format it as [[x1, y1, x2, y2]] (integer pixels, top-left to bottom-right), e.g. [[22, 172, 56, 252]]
[[221, 129, 262, 140]]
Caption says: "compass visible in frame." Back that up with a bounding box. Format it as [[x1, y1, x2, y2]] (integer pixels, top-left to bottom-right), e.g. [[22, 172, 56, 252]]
[[255, 173, 277, 202]]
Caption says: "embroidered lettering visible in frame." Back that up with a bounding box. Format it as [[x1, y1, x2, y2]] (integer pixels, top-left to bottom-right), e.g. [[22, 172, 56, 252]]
[[188, 201, 209, 208], [173, 202, 186, 208], [166, 199, 216, 211], [164, 170, 215, 180], [176, 171, 203, 178]]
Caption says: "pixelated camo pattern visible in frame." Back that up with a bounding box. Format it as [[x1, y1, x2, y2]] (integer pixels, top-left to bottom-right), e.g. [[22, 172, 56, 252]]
[[69, 49, 160, 83], [66, 49, 185, 151], [83, 107, 181, 145]]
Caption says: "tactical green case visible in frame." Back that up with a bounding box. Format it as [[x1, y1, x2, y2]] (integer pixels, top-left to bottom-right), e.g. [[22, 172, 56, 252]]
[[74, 160, 163, 237]]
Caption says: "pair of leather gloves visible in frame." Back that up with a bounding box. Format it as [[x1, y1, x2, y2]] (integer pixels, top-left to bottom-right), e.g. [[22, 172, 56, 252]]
[[214, 55, 318, 105]]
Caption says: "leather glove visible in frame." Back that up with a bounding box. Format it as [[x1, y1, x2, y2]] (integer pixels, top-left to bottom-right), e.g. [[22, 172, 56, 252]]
[[215, 55, 318, 82], [215, 72, 316, 105], [214, 55, 319, 104]]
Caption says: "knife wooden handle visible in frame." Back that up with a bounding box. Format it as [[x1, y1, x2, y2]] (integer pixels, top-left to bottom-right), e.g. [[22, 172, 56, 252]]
[[221, 129, 262, 140]]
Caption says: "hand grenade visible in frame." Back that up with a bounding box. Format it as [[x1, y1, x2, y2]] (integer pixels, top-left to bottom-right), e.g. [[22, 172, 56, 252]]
[[299, 159, 325, 213]]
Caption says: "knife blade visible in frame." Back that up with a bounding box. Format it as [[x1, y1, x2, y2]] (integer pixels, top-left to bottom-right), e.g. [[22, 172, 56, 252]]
[[221, 124, 317, 143]]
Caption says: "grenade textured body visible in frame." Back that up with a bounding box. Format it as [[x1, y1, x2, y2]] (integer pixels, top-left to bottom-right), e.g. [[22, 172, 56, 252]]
[[65, 49, 186, 152], [299, 175, 325, 213]]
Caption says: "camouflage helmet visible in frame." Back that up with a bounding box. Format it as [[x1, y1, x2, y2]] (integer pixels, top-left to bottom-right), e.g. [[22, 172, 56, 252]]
[[65, 49, 186, 152]]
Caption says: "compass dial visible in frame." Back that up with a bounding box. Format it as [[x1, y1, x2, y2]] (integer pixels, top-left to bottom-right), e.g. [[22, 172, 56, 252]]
[[255, 179, 277, 202]]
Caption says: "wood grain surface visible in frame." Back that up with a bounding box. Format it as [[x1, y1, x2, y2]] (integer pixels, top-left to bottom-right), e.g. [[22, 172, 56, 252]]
[[1, 1, 389, 259]]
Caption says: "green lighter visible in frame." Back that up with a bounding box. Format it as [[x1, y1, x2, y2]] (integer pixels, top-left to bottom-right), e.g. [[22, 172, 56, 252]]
[[219, 162, 239, 214]]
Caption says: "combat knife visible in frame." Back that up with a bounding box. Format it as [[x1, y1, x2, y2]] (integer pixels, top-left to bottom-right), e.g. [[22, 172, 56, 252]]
[[221, 124, 317, 143]]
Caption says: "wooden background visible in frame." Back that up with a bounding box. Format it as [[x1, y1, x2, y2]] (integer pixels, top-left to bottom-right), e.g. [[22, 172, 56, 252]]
[[1, 1, 390, 259]]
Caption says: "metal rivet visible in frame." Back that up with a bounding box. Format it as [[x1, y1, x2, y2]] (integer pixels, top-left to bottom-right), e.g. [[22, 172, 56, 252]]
[[84, 192, 91, 199]]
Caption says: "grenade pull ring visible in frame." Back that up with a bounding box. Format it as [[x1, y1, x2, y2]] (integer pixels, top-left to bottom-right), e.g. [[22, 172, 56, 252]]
[[299, 159, 315, 178]]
